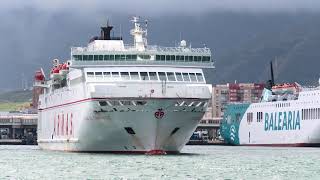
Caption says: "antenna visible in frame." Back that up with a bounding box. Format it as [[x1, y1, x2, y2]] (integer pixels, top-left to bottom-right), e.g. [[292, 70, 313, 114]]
[[270, 60, 275, 87], [120, 24, 122, 39]]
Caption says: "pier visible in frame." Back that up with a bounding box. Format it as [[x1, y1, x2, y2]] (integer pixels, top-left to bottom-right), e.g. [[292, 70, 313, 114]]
[[0, 111, 37, 145]]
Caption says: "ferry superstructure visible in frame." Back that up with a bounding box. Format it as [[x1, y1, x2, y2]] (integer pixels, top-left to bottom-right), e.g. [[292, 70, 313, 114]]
[[221, 83, 320, 146], [35, 17, 213, 153]]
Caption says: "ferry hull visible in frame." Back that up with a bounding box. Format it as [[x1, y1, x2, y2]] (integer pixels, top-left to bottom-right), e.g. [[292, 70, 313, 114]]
[[37, 99, 207, 153]]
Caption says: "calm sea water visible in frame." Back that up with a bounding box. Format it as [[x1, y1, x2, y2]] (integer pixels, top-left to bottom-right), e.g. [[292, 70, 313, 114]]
[[1, 145, 320, 179]]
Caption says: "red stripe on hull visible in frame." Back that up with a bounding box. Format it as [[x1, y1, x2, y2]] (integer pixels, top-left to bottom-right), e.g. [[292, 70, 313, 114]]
[[58, 150, 180, 154], [243, 143, 320, 147]]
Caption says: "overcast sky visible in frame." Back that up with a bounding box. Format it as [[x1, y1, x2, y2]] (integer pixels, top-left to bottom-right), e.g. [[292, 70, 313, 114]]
[[0, 0, 319, 90], [1, 0, 320, 15]]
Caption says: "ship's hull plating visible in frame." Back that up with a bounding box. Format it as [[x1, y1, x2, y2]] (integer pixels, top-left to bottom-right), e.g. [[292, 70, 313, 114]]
[[38, 99, 207, 153], [221, 101, 320, 147]]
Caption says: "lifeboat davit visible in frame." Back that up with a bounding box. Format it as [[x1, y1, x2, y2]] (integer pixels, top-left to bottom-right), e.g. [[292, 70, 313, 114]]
[[34, 70, 45, 81], [59, 63, 69, 76], [50, 67, 62, 80]]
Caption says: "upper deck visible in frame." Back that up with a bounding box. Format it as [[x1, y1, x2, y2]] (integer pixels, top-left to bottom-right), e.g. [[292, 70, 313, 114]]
[[70, 17, 213, 68]]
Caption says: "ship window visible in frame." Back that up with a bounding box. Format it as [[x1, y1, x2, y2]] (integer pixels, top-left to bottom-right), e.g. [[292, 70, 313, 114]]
[[130, 72, 140, 80], [99, 55, 103, 61], [182, 73, 190, 82], [167, 72, 176, 81], [189, 73, 197, 82], [171, 55, 175, 61], [99, 101, 107, 106], [83, 55, 88, 61], [202, 56, 211, 62], [120, 72, 130, 80], [120, 55, 126, 60], [121, 101, 132, 106], [87, 72, 94, 78], [176, 56, 184, 61], [103, 72, 111, 80], [124, 127, 136, 135], [73, 55, 82, 61], [111, 72, 120, 80], [140, 72, 149, 81], [126, 55, 131, 60], [136, 101, 147, 105], [95, 72, 103, 79], [188, 56, 193, 61], [109, 55, 115, 60], [166, 55, 171, 61], [104, 55, 109, 60], [176, 56, 181, 61], [132, 55, 137, 60], [149, 72, 158, 80], [115, 55, 121, 60], [160, 55, 165, 61], [196, 73, 204, 82], [175, 72, 183, 81], [156, 55, 161, 61], [138, 55, 151, 59], [94, 55, 99, 61], [88, 55, 93, 61], [158, 72, 167, 81]]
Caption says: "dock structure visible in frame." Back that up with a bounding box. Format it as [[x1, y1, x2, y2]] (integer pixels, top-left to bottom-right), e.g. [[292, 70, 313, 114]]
[[0, 111, 37, 145]]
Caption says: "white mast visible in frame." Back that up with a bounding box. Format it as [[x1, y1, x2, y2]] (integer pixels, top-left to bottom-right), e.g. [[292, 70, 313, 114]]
[[130, 16, 147, 51]]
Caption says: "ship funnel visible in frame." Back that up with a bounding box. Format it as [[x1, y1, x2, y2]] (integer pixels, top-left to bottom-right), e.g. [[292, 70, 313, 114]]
[[100, 24, 113, 40]]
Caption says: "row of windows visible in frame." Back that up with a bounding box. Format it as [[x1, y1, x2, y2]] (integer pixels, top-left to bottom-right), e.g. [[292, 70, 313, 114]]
[[99, 100, 147, 107], [73, 54, 211, 63], [302, 108, 320, 120], [155, 55, 211, 62], [86, 71, 205, 82]]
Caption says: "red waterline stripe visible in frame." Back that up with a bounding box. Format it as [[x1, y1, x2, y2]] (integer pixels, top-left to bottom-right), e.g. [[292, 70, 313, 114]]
[[244, 143, 320, 147], [64, 150, 180, 154], [38, 97, 208, 111]]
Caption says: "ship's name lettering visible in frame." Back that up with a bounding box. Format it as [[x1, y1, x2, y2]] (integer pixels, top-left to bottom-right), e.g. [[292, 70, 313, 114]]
[[264, 111, 300, 131]]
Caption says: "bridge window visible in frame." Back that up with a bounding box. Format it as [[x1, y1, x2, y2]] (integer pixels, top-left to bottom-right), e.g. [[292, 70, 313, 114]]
[[120, 72, 130, 80], [167, 72, 176, 81], [149, 72, 158, 80], [115, 55, 121, 61], [166, 55, 171, 61], [95, 72, 103, 79], [140, 72, 149, 81], [87, 72, 94, 78], [120, 55, 126, 60], [130, 72, 140, 80], [189, 73, 197, 82], [182, 73, 190, 82], [94, 55, 99, 61], [99, 55, 103, 61], [111, 72, 120, 80], [196, 73, 204, 82], [103, 72, 111, 80], [175, 72, 183, 81], [88, 55, 93, 61], [158, 72, 167, 81]]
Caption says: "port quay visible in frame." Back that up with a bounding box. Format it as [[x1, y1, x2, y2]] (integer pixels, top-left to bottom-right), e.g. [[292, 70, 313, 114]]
[[0, 82, 264, 145]]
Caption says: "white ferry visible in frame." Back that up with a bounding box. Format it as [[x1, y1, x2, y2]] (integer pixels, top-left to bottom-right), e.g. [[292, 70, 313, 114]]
[[34, 17, 213, 154], [221, 82, 320, 147]]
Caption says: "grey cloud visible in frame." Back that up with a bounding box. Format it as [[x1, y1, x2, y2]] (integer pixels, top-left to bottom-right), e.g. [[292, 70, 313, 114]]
[[1, 0, 320, 14]]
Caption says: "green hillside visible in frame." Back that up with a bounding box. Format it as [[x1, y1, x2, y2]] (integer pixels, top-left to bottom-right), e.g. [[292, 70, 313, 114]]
[[0, 90, 32, 111]]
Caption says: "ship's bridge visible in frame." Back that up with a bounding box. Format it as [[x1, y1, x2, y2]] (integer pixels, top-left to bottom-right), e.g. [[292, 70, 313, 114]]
[[71, 44, 212, 68], [70, 17, 213, 68]]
